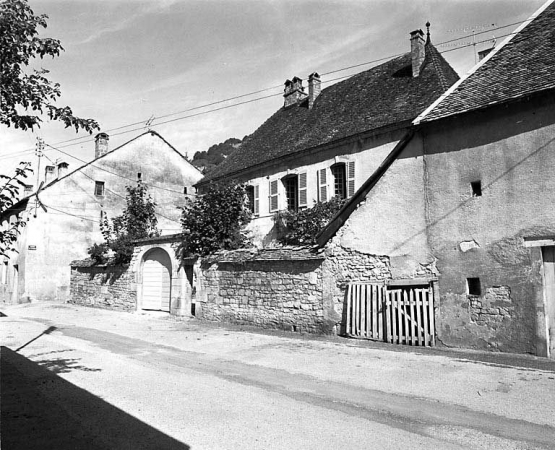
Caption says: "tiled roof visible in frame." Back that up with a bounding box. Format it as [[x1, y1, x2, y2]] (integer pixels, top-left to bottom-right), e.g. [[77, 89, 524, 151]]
[[419, 1, 555, 123], [201, 42, 458, 183]]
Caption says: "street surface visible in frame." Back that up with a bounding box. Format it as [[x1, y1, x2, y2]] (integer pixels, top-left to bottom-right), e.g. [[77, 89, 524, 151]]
[[1, 302, 555, 449]]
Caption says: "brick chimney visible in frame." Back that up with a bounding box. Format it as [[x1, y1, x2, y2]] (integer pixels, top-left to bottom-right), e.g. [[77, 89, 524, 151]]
[[410, 28, 426, 77], [95, 132, 109, 158], [57, 161, 69, 179], [308, 72, 321, 110], [44, 165, 55, 184], [283, 76, 307, 108]]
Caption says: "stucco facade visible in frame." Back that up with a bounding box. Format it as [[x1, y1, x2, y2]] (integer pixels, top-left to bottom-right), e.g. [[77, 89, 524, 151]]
[[0, 131, 202, 303]]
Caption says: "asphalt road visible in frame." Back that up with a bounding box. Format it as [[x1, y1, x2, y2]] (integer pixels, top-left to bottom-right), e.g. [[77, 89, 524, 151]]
[[1, 303, 555, 449]]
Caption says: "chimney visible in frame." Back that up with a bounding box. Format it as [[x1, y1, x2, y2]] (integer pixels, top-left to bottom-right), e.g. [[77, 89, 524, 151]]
[[95, 132, 109, 158], [44, 165, 55, 184], [57, 161, 69, 179], [283, 76, 307, 108], [410, 28, 426, 77], [308, 72, 321, 110]]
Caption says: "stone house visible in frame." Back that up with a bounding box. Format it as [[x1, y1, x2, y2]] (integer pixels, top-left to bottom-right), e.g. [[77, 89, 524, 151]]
[[197, 25, 459, 246], [317, 0, 555, 357], [0, 131, 203, 303]]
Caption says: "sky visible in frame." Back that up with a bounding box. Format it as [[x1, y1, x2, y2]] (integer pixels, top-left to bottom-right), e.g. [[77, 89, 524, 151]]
[[0, 0, 546, 182]]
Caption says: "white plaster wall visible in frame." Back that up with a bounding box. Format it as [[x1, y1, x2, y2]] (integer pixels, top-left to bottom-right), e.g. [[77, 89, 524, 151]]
[[241, 130, 404, 246], [336, 135, 433, 278], [14, 132, 203, 302]]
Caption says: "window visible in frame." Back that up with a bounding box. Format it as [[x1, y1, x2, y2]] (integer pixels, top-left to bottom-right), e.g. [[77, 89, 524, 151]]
[[94, 181, 105, 196], [246, 185, 259, 216], [137, 172, 142, 181], [471, 180, 482, 197], [467, 278, 481, 296], [284, 176, 298, 211], [318, 168, 328, 202], [183, 187, 188, 195], [331, 164, 347, 199]]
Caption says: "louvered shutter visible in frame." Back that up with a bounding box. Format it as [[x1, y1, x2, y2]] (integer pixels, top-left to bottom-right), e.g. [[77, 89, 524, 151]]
[[269, 179, 279, 212], [253, 185, 259, 216], [318, 168, 327, 202], [298, 172, 307, 207], [347, 161, 356, 197]]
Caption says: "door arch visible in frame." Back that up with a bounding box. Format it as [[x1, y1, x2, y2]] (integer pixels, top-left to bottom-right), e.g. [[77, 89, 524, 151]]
[[141, 248, 171, 312]]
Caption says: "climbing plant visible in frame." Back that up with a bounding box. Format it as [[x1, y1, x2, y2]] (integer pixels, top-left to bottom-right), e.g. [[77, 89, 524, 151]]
[[274, 196, 345, 246], [88, 181, 160, 265]]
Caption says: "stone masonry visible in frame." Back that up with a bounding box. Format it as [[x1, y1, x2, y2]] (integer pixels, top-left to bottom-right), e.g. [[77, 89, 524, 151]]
[[196, 249, 326, 333], [69, 261, 136, 312]]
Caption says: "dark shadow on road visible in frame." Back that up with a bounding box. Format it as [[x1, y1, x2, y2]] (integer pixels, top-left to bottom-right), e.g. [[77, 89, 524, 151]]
[[36, 357, 103, 374], [1, 346, 190, 450]]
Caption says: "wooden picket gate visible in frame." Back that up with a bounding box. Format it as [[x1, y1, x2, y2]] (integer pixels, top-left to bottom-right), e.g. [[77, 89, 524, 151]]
[[345, 283, 435, 347]]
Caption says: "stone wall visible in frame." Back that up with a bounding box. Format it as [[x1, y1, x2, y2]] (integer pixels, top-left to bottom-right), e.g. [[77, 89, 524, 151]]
[[321, 237, 392, 334], [69, 262, 136, 311], [469, 285, 514, 329], [196, 249, 327, 333]]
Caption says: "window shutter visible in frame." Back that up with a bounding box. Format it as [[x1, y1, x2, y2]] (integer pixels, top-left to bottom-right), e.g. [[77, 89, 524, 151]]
[[298, 172, 307, 207], [269, 179, 279, 212], [318, 168, 327, 202], [254, 185, 260, 216], [347, 161, 355, 197]]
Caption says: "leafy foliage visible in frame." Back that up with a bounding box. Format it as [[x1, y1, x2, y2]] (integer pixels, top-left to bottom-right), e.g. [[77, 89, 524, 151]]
[[274, 197, 345, 246], [88, 182, 160, 265], [180, 182, 251, 257], [0, 162, 32, 256], [0, 0, 99, 132]]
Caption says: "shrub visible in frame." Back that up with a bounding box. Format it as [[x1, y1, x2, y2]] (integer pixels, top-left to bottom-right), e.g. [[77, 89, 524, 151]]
[[274, 196, 345, 246]]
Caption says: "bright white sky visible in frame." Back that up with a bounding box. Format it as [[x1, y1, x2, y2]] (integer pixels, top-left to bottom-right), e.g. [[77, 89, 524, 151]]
[[0, 0, 545, 180]]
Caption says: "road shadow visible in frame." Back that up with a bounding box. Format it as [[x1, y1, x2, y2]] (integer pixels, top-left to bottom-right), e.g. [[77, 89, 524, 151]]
[[1, 346, 190, 450]]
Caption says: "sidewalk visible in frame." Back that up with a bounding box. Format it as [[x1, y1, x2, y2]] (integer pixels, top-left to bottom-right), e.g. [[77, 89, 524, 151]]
[[2, 301, 555, 428]]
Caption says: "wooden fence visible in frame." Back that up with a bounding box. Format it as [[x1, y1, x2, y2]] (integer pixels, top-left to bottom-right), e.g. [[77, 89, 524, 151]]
[[345, 283, 435, 347]]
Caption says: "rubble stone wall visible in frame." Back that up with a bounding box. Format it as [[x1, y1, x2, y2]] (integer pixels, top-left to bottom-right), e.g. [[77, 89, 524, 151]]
[[196, 258, 327, 333], [69, 264, 136, 311]]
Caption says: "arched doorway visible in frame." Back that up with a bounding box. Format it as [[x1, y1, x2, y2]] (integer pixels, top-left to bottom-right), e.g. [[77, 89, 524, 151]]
[[141, 248, 171, 312]]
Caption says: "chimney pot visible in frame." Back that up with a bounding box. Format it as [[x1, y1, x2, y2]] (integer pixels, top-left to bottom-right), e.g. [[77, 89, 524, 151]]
[[410, 28, 426, 77], [95, 132, 109, 158], [45, 165, 55, 184], [283, 76, 308, 108], [308, 72, 321, 110], [57, 162, 69, 179]]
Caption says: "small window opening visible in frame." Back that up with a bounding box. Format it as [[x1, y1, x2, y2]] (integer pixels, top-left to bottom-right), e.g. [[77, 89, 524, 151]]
[[137, 172, 142, 181], [471, 181, 482, 197], [467, 277, 481, 296], [94, 181, 105, 196], [183, 187, 188, 195]]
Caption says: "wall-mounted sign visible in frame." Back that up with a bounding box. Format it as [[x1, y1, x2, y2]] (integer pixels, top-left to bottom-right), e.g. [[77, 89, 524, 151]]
[[28, 245, 37, 250]]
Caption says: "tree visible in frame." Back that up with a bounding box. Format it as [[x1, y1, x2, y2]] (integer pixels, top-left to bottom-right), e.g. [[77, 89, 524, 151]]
[[180, 182, 251, 257], [0, 0, 99, 132], [0, 162, 32, 256], [88, 182, 160, 265], [0, 0, 99, 255]]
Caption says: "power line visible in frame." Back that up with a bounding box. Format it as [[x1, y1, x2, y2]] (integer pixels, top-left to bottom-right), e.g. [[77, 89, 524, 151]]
[[5, 18, 526, 156], [44, 142, 191, 197]]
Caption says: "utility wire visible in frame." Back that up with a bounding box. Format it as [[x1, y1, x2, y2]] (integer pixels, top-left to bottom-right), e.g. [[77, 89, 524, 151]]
[[4, 18, 526, 157], [45, 142, 191, 197]]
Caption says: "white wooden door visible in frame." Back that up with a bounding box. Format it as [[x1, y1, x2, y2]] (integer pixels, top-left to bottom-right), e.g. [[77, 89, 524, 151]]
[[141, 249, 171, 312]]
